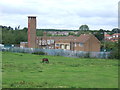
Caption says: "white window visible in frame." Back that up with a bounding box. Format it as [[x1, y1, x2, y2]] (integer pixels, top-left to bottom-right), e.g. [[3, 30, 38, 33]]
[[61, 44, 65, 49], [51, 40, 54, 43], [42, 40, 44, 45], [42, 40, 46, 45], [66, 45, 70, 50], [44, 40, 47, 45], [47, 40, 50, 45], [39, 40, 41, 45], [74, 43, 77, 47]]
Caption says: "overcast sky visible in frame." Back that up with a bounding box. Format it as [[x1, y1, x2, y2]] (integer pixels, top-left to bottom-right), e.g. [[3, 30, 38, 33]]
[[0, 0, 119, 30]]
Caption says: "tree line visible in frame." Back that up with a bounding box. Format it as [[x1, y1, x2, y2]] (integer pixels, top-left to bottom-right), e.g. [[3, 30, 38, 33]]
[[1, 25, 120, 44], [1, 26, 27, 44], [1, 25, 120, 59]]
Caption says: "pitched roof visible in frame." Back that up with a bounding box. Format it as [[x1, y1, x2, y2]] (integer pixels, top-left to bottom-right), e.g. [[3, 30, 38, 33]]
[[38, 34, 100, 43], [112, 33, 120, 36], [73, 34, 92, 43], [105, 34, 111, 37]]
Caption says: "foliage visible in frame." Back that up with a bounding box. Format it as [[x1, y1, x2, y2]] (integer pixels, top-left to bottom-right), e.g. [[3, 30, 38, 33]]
[[93, 29, 104, 41], [36, 30, 43, 36], [0, 25, 13, 30], [23, 27, 28, 32], [79, 25, 89, 31], [101, 41, 116, 51], [100, 40, 119, 59], [1, 25, 119, 45], [77, 30, 91, 36], [84, 52, 90, 58], [112, 28, 120, 33], [108, 40, 120, 59], [32, 51, 46, 55], [109, 47, 119, 59], [2, 29, 27, 44], [69, 32, 76, 36], [46, 33, 52, 36], [2, 52, 118, 88]]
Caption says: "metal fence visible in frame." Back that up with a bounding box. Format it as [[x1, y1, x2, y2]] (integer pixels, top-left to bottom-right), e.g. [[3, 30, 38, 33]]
[[0, 47, 110, 59]]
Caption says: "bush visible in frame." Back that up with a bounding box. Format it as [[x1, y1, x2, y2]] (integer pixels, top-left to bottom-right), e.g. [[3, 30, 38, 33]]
[[108, 40, 120, 59], [109, 48, 119, 59], [84, 52, 90, 58], [32, 51, 46, 55]]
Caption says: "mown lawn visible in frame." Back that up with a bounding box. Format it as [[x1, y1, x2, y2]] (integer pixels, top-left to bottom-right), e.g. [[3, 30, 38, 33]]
[[2, 52, 118, 88]]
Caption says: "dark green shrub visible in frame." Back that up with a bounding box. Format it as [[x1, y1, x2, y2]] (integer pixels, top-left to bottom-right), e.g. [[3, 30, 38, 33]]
[[108, 40, 120, 59], [84, 52, 90, 58], [32, 51, 46, 55], [109, 48, 119, 59]]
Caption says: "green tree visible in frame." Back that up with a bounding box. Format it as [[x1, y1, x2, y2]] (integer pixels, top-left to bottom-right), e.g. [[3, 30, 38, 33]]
[[101, 41, 115, 51], [79, 25, 89, 31], [36, 30, 43, 36], [109, 40, 120, 59], [69, 32, 76, 36], [23, 27, 28, 32], [93, 29, 104, 41], [112, 28, 120, 33], [2, 26, 27, 44]]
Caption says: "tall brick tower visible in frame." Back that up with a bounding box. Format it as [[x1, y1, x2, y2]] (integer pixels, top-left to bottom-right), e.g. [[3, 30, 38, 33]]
[[28, 16, 36, 48]]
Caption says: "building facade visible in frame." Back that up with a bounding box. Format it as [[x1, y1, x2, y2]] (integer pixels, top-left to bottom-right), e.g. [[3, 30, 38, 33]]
[[20, 16, 101, 52], [104, 33, 120, 42], [47, 31, 78, 36]]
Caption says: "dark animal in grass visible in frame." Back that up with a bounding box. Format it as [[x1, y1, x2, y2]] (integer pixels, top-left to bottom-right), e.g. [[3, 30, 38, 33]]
[[42, 58, 49, 63]]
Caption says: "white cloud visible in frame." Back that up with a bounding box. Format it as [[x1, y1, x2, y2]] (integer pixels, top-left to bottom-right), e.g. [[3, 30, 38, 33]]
[[0, 0, 119, 30]]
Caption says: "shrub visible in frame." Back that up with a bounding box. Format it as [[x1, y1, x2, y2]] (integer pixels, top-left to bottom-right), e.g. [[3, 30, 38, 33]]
[[109, 48, 119, 59], [32, 51, 46, 55], [108, 40, 120, 59], [84, 52, 90, 58]]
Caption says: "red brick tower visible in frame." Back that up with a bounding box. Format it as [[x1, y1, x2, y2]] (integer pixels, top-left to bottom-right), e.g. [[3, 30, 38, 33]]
[[28, 16, 36, 48]]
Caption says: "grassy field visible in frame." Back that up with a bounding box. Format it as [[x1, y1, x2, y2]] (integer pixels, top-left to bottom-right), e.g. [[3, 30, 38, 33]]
[[2, 52, 118, 88]]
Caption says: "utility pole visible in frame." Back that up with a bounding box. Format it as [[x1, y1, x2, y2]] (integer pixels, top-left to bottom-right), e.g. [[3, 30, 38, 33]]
[[104, 32, 106, 52], [103, 31, 106, 59]]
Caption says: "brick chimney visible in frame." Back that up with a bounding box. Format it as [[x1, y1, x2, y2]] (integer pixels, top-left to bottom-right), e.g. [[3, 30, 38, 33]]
[[28, 16, 36, 48]]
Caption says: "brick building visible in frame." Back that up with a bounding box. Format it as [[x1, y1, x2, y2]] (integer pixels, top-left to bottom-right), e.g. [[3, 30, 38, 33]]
[[20, 16, 101, 52], [47, 30, 78, 36], [104, 33, 120, 42]]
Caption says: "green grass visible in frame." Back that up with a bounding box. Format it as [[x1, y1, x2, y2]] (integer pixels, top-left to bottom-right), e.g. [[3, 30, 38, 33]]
[[2, 52, 118, 88]]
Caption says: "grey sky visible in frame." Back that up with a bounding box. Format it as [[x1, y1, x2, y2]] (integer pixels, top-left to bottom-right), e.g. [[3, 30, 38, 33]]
[[0, 0, 119, 30]]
